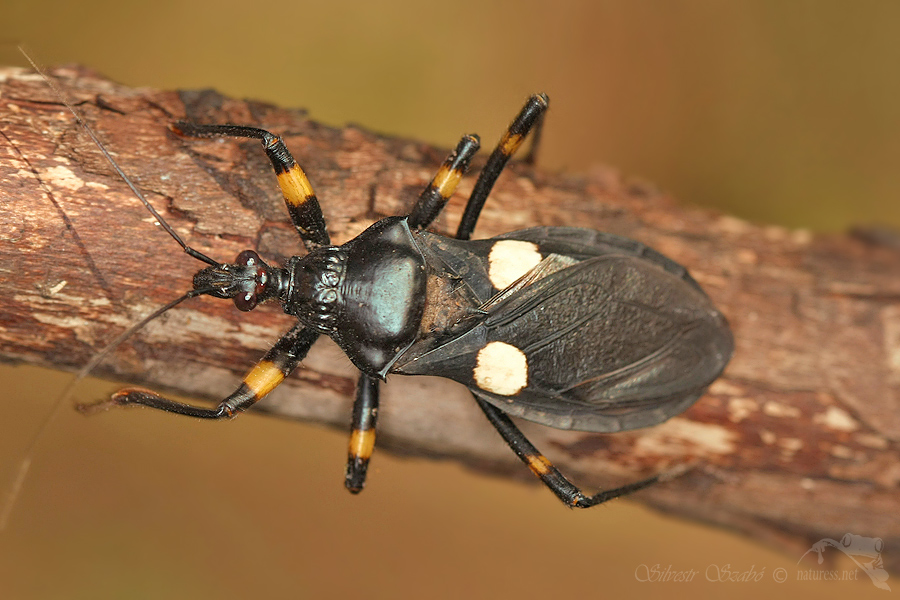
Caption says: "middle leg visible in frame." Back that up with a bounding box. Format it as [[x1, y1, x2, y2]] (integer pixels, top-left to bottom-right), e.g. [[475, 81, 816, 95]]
[[407, 134, 480, 230], [345, 374, 380, 493]]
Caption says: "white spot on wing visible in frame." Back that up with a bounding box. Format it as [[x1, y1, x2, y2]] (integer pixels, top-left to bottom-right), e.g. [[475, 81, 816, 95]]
[[474, 341, 528, 396], [488, 240, 541, 289]]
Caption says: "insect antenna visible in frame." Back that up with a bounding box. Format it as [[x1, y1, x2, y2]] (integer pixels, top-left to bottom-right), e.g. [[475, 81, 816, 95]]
[[0, 286, 214, 530], [3, 48, 225, 530], [19, 47, 219, 267]]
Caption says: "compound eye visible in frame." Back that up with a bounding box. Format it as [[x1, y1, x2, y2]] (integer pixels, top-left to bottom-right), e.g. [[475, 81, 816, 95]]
[[236, 249, 261, 266], [234, 289, 258, 311]]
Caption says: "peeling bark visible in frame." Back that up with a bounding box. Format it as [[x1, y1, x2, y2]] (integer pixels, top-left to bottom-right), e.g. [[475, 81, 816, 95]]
[[1, 66, 898, 569]]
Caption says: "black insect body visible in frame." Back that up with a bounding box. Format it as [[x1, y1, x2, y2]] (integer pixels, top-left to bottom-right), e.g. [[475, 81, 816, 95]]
[[91, 94, 733, 507]]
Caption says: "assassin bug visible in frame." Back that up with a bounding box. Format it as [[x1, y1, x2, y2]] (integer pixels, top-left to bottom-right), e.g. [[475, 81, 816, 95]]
[[36, 82, 733, 507]]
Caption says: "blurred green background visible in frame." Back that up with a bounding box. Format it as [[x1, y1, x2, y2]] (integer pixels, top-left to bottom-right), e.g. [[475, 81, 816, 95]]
[[1, 1, 897, 599]]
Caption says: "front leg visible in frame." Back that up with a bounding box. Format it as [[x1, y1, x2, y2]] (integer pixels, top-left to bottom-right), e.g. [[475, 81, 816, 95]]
[[172, 123, 330, 251], [81, 324, 319, 419]]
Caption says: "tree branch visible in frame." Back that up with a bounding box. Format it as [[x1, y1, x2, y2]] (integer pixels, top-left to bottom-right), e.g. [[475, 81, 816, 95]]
[[2, 65, 898, 568]]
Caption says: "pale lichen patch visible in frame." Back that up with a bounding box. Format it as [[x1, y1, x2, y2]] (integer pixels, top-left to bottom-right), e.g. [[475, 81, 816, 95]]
[[709, 379, 744, 396], [43, 165, 84, 192], [634, 418, 737, 457], [727, 397, 758, 422], [829, 445, 855, 459], [778, 437, 803, 460], [763, 401, 801, 418], [854, 433, 889, 450], [759, 430, 777, 445], [812, 406, 859, 432]]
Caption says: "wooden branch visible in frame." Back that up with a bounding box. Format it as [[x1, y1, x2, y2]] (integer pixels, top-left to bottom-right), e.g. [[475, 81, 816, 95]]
[[2, 66, 899, 569]]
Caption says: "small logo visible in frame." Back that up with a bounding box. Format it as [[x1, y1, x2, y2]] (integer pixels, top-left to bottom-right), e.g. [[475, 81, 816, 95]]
[[798, 533, 890, 591]]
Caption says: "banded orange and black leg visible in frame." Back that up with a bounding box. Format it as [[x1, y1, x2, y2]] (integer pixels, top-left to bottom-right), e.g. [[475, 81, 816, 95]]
[[172, 122, 330, 250], [407, 134, 480, 230], [473, 396, 658, 508], [345, 374, 379, 493], [455, 94, 656, 507], [343, 133, 479, 492], [109, 325, 318, 419], [456, 93, 548, 240]]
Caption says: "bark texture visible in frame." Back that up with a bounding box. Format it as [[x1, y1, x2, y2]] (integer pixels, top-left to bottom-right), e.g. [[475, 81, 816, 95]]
[[1, 66, 898, 569]]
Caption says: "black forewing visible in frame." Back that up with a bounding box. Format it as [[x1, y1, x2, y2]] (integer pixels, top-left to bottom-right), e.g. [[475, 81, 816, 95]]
[[412, 226, 702, 307], [395, 230, 732, 432]]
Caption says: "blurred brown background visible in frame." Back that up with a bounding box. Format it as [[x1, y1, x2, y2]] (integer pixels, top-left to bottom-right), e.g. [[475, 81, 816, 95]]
[[1, 1, 897, 598]]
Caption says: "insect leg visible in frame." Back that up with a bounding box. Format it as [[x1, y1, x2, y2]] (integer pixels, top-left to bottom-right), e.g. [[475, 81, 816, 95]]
[[520, 107, 546, 166], [91, 325, 319, 418], [473, 395, 658, 508], [455, 94, 549, 240], [443, 93, 656, 506], [344, 374, 380, 493], [407, 134, 480, 230], [346, 134, 478, 492], [172, 123, 330, 250]]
